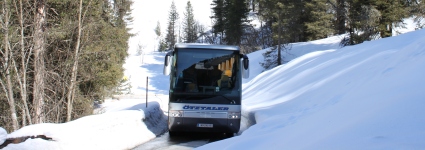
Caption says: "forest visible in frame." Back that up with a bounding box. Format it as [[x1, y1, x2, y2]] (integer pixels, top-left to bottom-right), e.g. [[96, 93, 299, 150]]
[[0, 0, 132, 132], [161, 0, 424, 69]]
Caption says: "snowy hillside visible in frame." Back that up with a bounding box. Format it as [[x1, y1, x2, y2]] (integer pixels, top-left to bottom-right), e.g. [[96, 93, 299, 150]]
[[199, 29, 425, 149]]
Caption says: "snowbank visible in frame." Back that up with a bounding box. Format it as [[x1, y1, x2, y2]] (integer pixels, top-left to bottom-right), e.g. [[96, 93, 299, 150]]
[[3, 101, 167, 150], [199, 29, 425, 149], [0, 127, 6, 145]]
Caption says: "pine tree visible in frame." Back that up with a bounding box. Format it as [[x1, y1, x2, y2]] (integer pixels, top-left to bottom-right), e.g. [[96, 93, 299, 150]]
[[343, 0, 381, 46], [211, 0, 249, 45], [373, 0, 409, 38], [155, 21, 161, 38], [182, 1, 198, 43], [223, 0, 250, 45], [211, 0, 226, 43], [154, 21, 164, 51], [304, 0, 335, 41], [165, 1, 179, 50], [259, 0, 298, 66], [336, 0, 347, 34], [410, 0, 425, 29]]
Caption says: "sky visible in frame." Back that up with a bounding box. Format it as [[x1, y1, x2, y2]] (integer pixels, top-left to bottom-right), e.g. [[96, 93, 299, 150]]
[[2, 0, 425, 149], [128, 0, 213, 55]]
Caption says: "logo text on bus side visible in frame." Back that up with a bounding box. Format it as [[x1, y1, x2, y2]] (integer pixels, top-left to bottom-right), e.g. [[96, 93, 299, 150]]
[[183, 105, 229, 110]]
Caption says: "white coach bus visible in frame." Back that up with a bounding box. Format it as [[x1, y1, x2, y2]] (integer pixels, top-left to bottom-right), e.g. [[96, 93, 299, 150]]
[[163, 43, 249, 136]]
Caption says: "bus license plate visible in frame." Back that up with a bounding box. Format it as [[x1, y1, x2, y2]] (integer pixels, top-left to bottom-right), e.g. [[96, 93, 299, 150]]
[[197, 123, 213, 128]]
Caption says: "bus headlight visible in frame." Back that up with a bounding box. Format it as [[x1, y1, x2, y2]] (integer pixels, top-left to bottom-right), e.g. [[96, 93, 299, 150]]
[[228, 112, 241, 119], [169, 110, 183, 117]]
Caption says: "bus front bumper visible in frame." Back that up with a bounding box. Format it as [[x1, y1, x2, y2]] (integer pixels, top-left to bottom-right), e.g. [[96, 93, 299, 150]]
[[168, 116, 240, 133]]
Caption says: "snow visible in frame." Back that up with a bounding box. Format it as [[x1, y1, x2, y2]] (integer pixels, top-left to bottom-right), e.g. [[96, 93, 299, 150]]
[[2, 101, 166, 150], [1, 0, 425, 149], [198, 29, 425, 149], [0, 127, 6, 145]]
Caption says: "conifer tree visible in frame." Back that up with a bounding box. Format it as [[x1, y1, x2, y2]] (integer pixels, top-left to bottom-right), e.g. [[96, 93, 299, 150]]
[[182, 1, 198, 43], [410, 0, 425, 29], [155, 21, 161, 38], [342, 0, 381, 46], [211, 0, 249, 45], [165, 1, 179, 50], [223, 0, 250, 45], [154, 21, 164, 51], [211, 0, 226, 43], [336, 0, 347, 34], [373, 0, 409, 38], [304, 0, 335, 41]]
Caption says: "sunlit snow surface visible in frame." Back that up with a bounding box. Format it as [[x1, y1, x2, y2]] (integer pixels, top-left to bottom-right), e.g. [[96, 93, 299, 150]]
[[199, 29, 425, 149]]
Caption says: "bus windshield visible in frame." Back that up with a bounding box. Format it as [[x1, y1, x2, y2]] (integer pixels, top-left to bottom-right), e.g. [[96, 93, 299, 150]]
[[170, 48, 241, 104]]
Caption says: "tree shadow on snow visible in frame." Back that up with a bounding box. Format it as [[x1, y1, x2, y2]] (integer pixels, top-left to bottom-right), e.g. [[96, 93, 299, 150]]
[[138, 53, 169, 95]]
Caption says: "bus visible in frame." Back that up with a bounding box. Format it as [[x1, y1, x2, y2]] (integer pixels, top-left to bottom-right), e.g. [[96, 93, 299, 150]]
[[163, 43, 249, 136]]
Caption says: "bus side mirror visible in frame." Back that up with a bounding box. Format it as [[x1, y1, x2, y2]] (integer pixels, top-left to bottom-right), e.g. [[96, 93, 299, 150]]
[[163, 51, 173, 75], [242, 55, 249, 79]]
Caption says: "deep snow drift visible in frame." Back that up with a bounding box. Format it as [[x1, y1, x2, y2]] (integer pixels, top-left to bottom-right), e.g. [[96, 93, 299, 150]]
[[0, 101, 167, 150], [198, 29, 425, 149], [0, 127, 6, 145]]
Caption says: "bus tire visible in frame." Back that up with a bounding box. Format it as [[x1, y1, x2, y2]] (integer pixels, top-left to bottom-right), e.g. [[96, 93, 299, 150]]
[[169, 131, 178, 137], [225, 132, 234, 138]]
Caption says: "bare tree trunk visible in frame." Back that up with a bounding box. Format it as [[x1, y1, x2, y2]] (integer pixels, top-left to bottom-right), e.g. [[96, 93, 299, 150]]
[[33, 0, 46, 124], [1, 0, 19, 130], [67, 0, 83, 122], [20, 0, 32, 125], [12, 0, 33, 125]]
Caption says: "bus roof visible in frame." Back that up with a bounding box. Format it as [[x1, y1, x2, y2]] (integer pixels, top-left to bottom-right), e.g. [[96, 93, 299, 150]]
[[174, 43, 240, 51]]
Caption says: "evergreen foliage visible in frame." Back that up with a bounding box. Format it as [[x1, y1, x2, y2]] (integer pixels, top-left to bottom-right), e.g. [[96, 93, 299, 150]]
[[154, 21, 165, 52], [182, 1, 198, 43], [257, 0, 418, 69], [411, 0, 425, 29], [158, 39, 169, 52], [259, 45, 291, 70], [155, 21, 161, 38], [165, 1, 179, 50], [373, 0, 409, 38], [335, 0, 348, 34], [304, 0, 335, 41], [345, 2, 381, 45], [223, 0, 250, 45], [211, 0, 226, 43], [211, 0, 250, 45]]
